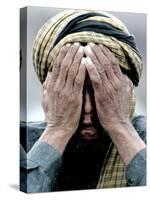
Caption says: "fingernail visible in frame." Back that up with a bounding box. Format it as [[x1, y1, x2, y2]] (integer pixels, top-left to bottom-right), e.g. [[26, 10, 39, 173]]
[[66, 43, 71, 47], [86, 57, 92, 63], [100, 44, 103, 47], [85, 45, 92, 54], [78, 46, 84, 53], [89, 42, 95, 47], [74, 42, 80, 46], [81, 57, 86, 64]]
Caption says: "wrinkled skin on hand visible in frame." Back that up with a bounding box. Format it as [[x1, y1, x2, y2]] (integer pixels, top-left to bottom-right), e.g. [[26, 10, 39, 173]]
[[84, 43, 133, 131], [41, 42, 145, 164], [42, 43, 86, 135]]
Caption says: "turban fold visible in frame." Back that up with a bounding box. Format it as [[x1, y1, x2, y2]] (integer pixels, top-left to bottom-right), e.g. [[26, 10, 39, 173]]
[[32, 10, 143, 188], [32, 9, 143, 86]]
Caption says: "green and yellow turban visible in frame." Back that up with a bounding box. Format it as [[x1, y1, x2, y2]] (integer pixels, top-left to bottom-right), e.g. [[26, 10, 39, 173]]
[[32, 9, 142, 86]]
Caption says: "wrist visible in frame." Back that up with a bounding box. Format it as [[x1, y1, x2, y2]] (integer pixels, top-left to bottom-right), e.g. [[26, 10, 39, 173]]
[[39, 126, 74, 154], [102, 118, 131, 134], [103, 119, 146, 165]]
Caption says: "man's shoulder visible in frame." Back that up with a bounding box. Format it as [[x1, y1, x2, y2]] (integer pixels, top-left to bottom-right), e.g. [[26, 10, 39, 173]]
[[20, 121, 47, 129], [132, 115, 146, 143], [20, 121, 47, 152]]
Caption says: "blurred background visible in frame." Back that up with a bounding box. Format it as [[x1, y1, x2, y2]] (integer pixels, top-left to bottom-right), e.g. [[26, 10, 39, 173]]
[[20, 6, 146, 122]]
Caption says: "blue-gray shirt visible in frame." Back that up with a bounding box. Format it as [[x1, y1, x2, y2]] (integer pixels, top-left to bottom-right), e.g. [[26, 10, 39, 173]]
[[20, 116, 146, 193]]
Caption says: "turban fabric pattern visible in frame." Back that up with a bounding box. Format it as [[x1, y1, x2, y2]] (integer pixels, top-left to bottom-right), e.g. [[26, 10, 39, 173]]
[[32, 10, 143, 189]]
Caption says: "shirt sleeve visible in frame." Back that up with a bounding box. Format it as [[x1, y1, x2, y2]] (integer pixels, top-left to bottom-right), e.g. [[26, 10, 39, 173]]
[[126, 148, 146, 186], [20, 141, 62, 193]]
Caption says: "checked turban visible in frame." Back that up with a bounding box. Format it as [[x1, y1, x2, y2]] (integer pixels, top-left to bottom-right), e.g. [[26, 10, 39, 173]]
[[32, 9, 143, 117], [32, 10, 143, 85]]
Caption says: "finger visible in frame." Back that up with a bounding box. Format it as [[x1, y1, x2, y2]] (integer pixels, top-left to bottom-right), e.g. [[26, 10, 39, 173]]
[[84, 56, 101, 91], [85, 44, 108, 83], [43, 44, 70, 91], [42, 88, 49, 112], [51, 44, 71, 82], [99, 44, 123, 78], [89, 43, 108, 66], [124, 74, 134, 91], [65, 46, 84, 91], [84, 45, 101, 71], [43, 71, 52, 90], [74, 57, 86, 95], [55, 42, 80, 91], [97, 44, 121, 87]]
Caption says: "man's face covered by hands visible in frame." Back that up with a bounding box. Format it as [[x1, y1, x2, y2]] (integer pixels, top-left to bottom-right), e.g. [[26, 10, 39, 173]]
[[67, 71, 111, 158], [77, 72, 105, 140], [42, 42, 133, 152], [73, 43, 132, 141]]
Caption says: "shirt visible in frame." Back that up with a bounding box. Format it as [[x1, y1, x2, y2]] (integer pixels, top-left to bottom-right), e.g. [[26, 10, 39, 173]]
[[20, 115, 146, 193]]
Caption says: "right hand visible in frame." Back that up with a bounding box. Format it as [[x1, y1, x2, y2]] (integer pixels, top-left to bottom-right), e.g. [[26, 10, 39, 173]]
[[42, 43, 86, 139]]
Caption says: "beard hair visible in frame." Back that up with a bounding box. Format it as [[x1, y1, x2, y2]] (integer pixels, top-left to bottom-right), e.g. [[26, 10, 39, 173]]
[[64, 130, 110, 155], [54, 129, 111, 191], [65, 111, 111, 155], [54, 102, 111, 190]]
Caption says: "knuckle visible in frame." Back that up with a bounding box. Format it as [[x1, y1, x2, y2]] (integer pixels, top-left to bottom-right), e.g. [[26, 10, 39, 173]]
[[72, 59, 80, 67], [104, 85, 113, 96], [93, 45, 99, 52], [59, 46, 68, 57], [68, 72, 75, 79], [61, 89, 68, 96], [53, 59, 59, 69], [93, 79, 100, 88], [61, 60, 70, 69], [68, 46, 79, 57], [88, 65, 96, 74], [75, 77, 82, 86], [91, 77, 100, 86], [91, 56, 99, 66], [114, 76, 120, 84], [67, 51, 74, 59], [75, 49, 83, 59], [61, 89, 72, 100], [98, 68, 105, 74], [61, 45, 68, 53], [111, 57, 118, 65], [53, 85, 60, 94], [112, 79, 121, 90], [68, 67, 77, 77], [61, 63, 67, 70], [103, 62, 110, 69], [75, 51, 82, 58], [68, 94, 75, 102]]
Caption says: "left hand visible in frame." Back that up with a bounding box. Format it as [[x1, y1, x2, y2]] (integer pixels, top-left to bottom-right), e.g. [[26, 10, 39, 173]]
[[84, 43, 133, 132]]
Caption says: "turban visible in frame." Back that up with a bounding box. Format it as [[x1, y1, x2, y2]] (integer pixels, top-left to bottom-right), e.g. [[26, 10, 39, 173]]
[[32, 9, 143, 86], [32, 10, 143, 188]]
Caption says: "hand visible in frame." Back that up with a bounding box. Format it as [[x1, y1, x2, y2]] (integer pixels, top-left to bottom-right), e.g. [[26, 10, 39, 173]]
[[42, 43, 86, 140], [83, 43, 146, 165], [84, 43, 133, 132]]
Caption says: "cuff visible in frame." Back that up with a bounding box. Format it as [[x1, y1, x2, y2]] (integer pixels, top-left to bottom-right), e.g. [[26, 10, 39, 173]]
[[126, 148, 146, 186], [27, 141, 62, 176]]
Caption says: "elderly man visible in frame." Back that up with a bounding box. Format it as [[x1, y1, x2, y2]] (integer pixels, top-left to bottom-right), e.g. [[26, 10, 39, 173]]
[[20, 10, 146, 193]]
